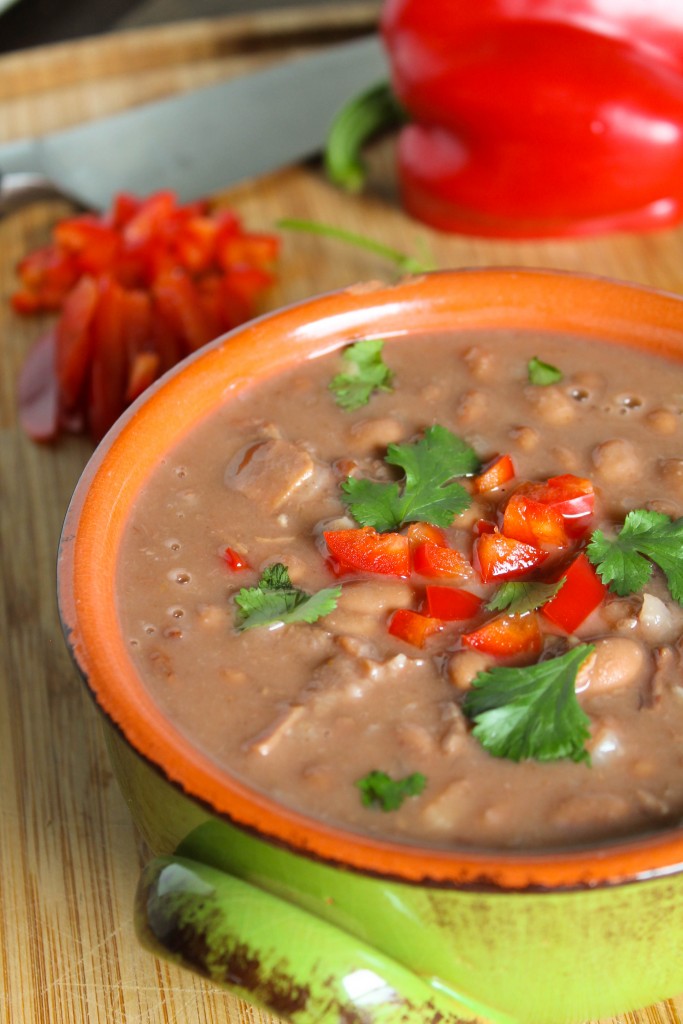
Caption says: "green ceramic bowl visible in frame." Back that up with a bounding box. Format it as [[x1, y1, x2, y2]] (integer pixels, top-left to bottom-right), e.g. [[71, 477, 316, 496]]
[[58, 269, 683, 1024]]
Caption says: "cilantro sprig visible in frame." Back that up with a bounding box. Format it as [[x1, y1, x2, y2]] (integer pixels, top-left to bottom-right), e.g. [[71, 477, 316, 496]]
[[342, 425, 480, 532], [587, 509, 683, 603], [234, 563, 341, 631], [528, 356, 563, 386], [463, 645, 594, 764], [356, 770, 426, 811], [485, 580, 565, 616], [329, 339, 393, 411]]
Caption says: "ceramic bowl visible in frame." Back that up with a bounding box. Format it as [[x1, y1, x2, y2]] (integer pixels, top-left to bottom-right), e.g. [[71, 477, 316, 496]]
[[58, 269, 683, 1024]]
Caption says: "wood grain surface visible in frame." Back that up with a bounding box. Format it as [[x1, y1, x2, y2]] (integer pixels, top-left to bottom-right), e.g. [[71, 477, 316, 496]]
[[1, 6, 683, 1024]]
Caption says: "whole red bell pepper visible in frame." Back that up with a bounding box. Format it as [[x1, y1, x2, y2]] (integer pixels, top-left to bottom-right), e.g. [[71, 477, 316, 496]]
[[382, 0, 683, 236], [329, 1, 683, 237]]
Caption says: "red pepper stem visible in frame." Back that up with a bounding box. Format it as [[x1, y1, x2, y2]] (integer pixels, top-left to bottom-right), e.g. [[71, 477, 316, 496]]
[[324, 80, 407, 193]]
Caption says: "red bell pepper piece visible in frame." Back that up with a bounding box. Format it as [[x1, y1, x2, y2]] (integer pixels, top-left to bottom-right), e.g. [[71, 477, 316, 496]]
[[474, 531, 548, 583], [412, 541, 472, 580], [472, 453, 515, 493], [378, 0, 683, 237], [462, 612, 542, 658], [388, 608, 444, 648], [542, 553, 608, 634], [424, 585, 482, 621], [55, 274, 99, 412], [516, 475, 595, 537], [222, 547, 251, 572], [324, 527, 411, 577], [502, 494, 569, 549], [407, 521, 447, 549]]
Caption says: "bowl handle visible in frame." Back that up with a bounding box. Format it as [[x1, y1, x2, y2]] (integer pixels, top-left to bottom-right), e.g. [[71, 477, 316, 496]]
[[135, 854, 481, 1024]]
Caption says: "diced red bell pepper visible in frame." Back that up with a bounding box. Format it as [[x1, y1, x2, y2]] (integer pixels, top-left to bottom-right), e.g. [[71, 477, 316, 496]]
[[502, 493, 569, 549], [425, 585, 482, 620], [54, 215, 121, 274], [388, 608, 444, 647], [475, 519, 497, 535], [222, 546, 251, 572], [14, 191, 280, 443], [412, 540, 472, 579], [407, 521, 447, 548], [474, 531, 548, 582], [517, 475, 595, 532], [218, 233, 280, 270], [472, 453, 515, 493], [324, 527, 411, 577], [462, 612, 542, 658], [542, 553, 608, 634]]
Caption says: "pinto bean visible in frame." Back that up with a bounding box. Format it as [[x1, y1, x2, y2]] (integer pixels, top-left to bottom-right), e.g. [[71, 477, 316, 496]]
[[447, 650, 494, 691], [508, 425, 539, 452], [550, 792, 632, 835], [350, 416, 405, 454], [334, 578, 414, 617], [462, 346, 495, 381], [456, 389, 488, 426], [575, 637, 648, 697], [525, 385, 576, 425], [591, 438, 641, 483], [646, 408, 679, 435], [657, 458, 683, 499]]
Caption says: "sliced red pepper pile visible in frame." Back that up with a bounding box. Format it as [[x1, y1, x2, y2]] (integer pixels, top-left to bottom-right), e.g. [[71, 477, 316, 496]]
[[14, 190, 280, 442], [324, 463, 608, 657]]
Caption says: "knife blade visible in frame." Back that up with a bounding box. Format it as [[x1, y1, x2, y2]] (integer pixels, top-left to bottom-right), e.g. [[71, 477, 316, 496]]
[[0, 34, 385, 213]]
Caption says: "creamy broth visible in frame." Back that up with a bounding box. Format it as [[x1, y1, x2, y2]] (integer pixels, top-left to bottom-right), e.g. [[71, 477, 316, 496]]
[[117, 330, 683, 850]]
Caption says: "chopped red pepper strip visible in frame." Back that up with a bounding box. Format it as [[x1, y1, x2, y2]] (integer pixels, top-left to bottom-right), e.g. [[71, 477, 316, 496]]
[[324, 527, 411, 577], [424, 585, 482, 621], [542, 553, 608, 634], [407, 521, 447, 549], [502, 494, 569, 549], [472, 453, 515, 493], [412, 540, 473, 579], [223, 547, 251, 572], [462, 612, 542, 658], [388, 608, 444, 647], [514, 475, 595, 530], [474, 531, 548, 583]]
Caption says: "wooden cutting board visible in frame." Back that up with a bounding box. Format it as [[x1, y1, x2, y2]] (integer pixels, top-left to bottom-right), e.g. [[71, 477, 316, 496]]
[[2, 7, 683, 1024]]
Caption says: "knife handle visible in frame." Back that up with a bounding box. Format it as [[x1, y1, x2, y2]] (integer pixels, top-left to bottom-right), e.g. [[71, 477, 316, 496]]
[[0, 171, 67, 216]]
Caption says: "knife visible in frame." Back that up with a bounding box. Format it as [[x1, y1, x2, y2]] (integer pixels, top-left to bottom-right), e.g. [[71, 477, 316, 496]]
[[0, 33, 385, 215]]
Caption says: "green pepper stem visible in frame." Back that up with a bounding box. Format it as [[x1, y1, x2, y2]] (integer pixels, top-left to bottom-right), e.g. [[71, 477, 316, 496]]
[[276, 218, 434, 274], [324, 80, 407, 193]]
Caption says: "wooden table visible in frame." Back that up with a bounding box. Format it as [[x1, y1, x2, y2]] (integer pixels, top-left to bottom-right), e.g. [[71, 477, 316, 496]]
[[1, 6, 682, 1023]]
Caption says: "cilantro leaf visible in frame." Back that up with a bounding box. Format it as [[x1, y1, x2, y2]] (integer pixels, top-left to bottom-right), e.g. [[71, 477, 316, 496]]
[[486, 579, 565, 615], [329, 339, 394, 411], [587, 509, 683, 603], [342, 425, 480, 532], [356, 770, 426, 811], [528, 356, 563, 386], [234, 563, 341, 631], [463, 645, 594, 764]]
